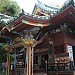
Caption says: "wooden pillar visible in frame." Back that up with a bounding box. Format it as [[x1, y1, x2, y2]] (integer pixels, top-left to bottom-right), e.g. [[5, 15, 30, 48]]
[[12, 49, 16, 75], [8, 51, 10, 75], [6, 53, 8, 75], [64, 33, 68, 53], [26, 47, 29, 75], [22, 39, 35, 75], [6, 48, 10, 75], [14, 49, 16, 68], [32, 47, 34, 75], [28, 46, 31, 75], [26, 46, 32, 75], [64, 42, 67, 53]]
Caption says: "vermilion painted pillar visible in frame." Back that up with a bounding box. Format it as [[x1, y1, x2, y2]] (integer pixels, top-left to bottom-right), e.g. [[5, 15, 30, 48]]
[[64, 42, 68, 53], [32, 47, 34, 75], [26, 46, 32, 75], [64, 33, 68, 53], [28, 46, 31, 75]]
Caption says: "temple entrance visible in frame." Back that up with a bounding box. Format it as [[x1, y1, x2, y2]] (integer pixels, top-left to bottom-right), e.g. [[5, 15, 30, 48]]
[[41, 54, 48, 68]]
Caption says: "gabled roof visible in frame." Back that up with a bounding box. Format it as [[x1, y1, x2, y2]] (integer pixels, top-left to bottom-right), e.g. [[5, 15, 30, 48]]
[[1, 0, 75, 38], [5, 13, 50, 32], [50, 5, 75, 22], [0, 13, 50, 39], [43, 4, 75, 31], [32, 0, 59, 16]]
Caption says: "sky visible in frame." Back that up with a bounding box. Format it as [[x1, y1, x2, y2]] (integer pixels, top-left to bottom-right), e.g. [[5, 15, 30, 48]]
[[14, 0, 67, 14]]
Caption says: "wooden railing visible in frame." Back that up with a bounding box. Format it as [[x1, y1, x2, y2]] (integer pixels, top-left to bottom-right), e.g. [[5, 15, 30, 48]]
[[48, 61, 74, 71], [10, 61, 74, 72], [33, 61, 74, 72]]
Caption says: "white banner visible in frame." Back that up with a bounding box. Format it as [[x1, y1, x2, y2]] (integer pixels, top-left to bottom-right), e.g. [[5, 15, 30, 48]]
[[67, 45, 73, 61]]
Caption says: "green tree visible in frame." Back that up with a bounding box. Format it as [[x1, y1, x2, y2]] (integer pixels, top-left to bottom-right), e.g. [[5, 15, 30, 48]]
[[0, 43, 14, 64], [0, 43, 7, 63], [0, 0, 21, 17]]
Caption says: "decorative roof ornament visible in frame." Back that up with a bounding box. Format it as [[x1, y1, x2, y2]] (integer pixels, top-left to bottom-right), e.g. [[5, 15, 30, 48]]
[[19, 9, 25, 16], [60, 23, 68, 30], [64, 0, 74, 6], [22, 9, 25, 14], [67, 0, 74, 6], [33, 0, 60, 16], [0, 13, 14, 25]]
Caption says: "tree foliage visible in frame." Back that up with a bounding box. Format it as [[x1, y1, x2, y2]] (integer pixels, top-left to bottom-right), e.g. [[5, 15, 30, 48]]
[[0, 43, 14, 64], [0, 0, 21, 16], [0, 43, 7, 63]]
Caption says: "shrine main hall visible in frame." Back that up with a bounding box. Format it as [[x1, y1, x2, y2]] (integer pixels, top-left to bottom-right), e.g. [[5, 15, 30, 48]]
[[0, 0, 75, 75]]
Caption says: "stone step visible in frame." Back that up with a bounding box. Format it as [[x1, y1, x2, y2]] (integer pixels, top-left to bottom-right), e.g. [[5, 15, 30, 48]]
[[34, 73, 47, 75]]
